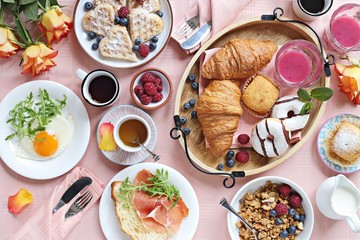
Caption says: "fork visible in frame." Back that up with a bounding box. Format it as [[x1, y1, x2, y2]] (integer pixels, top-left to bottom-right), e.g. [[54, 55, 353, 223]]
[[219, 197, 259, 240], [173, 15, 200, 39], [64, 191, 93, 220]]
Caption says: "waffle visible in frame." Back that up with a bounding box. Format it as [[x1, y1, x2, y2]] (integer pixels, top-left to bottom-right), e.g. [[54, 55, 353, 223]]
[[99, 25, 138, 62], [128, 0, 160, 13], [82, 3, 115, 36], [93, 0, 126, 10], [129, 8, 164, 42]]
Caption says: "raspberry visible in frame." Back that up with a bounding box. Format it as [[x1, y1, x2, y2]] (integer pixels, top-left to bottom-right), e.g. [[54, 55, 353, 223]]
[[154, 77, 162, 86], [134, 84, 144, 97], [237, 133, 250, 144], [274, 203, 288, 216], [152, 92, 163, 102], [140, 94, 152, 105], [155, 84, 163, 92], [138, 44, 150, 58], [235, 150, 249, 163], [278, 184, 292, 198], [144, 82, 157, 95], [289, 193, 303, 208], [140, 72, 156, 84], [136, 0, 145, 3], [118, 7, 130, 18]]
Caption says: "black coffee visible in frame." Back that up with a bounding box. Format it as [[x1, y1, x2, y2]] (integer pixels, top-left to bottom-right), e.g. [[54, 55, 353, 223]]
[[300, 0, 325, 14], [88, 75, 116, 103]]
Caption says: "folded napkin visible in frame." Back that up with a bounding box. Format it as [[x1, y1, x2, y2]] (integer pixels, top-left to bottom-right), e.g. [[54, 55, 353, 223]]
[[171, 0, 252, 53], [9, 167, 104, 240]]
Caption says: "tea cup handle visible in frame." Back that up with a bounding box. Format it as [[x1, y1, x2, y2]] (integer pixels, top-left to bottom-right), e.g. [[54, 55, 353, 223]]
[[75, 68, 87, 81], [346, 213, 360, 233]]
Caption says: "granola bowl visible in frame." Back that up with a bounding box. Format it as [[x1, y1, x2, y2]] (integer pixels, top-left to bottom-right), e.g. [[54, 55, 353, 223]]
[[227, 176, 314, 240]]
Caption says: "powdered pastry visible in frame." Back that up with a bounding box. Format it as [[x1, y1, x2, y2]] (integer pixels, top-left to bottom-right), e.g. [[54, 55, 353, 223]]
[[82, 3, 115, 36], [93, 0, 126, 10], [129, 0, 161, 13], [331, 121, 360, 162], [129, 9, 164, 42]]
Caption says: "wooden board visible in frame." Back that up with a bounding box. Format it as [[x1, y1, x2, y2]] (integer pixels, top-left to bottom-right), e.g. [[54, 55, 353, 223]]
[[174, 17, 330, 176]]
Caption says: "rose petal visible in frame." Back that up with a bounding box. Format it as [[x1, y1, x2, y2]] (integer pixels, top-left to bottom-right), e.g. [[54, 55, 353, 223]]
[[99, 122, 117, 151], [8, 188, 33, 215]]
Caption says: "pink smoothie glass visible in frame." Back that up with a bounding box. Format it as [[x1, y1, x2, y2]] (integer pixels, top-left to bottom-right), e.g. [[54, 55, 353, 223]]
[[324, 4, 360, 54], [274, 40, 323, 88]]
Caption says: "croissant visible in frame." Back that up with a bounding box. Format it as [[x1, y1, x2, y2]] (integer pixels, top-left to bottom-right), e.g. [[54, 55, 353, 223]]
[[201, 38, 278, 80], [196, 80, 243, 156]]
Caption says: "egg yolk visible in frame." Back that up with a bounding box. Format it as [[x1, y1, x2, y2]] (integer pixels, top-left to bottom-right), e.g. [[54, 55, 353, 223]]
[[33, 131, 59, 157]]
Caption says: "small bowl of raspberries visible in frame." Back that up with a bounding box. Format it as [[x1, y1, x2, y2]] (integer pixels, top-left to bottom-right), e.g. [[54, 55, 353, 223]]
[[130, 68, 173, 110]]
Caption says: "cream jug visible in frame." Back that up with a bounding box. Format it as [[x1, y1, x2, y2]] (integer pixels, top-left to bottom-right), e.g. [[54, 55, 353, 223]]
[[316, 174, 360, 233]]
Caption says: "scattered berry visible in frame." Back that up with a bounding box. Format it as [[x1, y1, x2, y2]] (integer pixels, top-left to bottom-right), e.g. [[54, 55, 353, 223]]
[[278, 184, 292, 198], [288, 226, 296, 235], [300, 214, 306, 222], [274, 203, 288, 216], [226, 150, 235, 159], [279, 230, 289, 238], [151, 36, 158, 43], [141, 72, 156, 84], [183, 127, 190, 135], [152, 92, 163, 102], [191, 111, 197, 119], [144, 82, 157, 95], [289, 193, 302, 208], [235, 150, 249, 163], [138, 44, 150, 58], [288, 208, 296, 216], [154, 77, 162, 85], [275, 218, 283, 225], [136, 0, 145, 3], [293, 214, 300, 221], [87, 31, 96, 40], [132, 45, 139, 51], [118, 6, 130, 18], [191, 82, 199, 90], [84, 2, 93, 11], [114, 16, 121, 24], [134, 85, 144, 97], [140, 94, 152, 105], [91, 42, 99, 50], [269, 210, 277, 217], [96, 36, 103, 43], [149, 42, 157, 51], [189, 98, 196, 106], [156, 11, 163, 17], [180, 117, 187, 124], [134, 38, 141, 45], [237, 133, 250, 145], [217, 163, 224, 171], [119, 17, 128, 26], [226, 159, 235, 168], [187, 74, 195, 82], [184, 102, 191, 110]]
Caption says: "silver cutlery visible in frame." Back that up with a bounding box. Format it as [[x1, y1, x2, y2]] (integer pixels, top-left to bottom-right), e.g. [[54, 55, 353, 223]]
[[173, 15, 200, 39], [180, 20, 212, 50], [64, 191, 93, 220], [219, 197, 259, 240], [132, 136, 160, 162]]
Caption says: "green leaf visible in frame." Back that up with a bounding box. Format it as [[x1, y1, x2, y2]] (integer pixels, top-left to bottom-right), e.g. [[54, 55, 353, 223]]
[[15, 16, 27, 43], [300, 102, 312, 115], [311, 87, 334, 101], [297, 88, 312, 102], [3, 0, 15, 3], [19, 0, 36, 5], [22, 2, 38, 20]]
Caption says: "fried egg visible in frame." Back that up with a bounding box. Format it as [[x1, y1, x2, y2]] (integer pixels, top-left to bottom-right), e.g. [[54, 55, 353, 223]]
[[16, 115, 75, 160]]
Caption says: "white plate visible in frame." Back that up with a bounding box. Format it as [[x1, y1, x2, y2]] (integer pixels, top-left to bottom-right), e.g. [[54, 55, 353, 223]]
[[99, 162, 199, 240], [73, 0, 173, 68], [0, 80, 90, 180]]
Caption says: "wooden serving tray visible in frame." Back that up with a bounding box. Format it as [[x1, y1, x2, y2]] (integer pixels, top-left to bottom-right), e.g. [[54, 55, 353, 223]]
[[174, 17, 330, 176]]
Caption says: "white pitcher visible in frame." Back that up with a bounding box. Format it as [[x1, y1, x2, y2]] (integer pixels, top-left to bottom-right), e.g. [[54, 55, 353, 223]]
[[316, 174, 360, 233]]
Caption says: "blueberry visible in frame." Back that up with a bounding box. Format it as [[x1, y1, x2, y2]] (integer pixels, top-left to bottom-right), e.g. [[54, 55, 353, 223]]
[[119, 17, 128, 26], [135, 38, 141, 45], [114, 16, 121, 24], [156, 11, 163, 17], [87, 31, 96, 40], [293, 214, 300, 221], [184, 102, 191, 110], [269, 210, 277, 217], [189, 98, 196, 106], [84, 2, 93, 11], [191, 111, 197, 119], [191, 82, 199, 90], [149, 42, 157, 51], [279, 230, 289, 238], [187, 74, 195, 82], [300, 214, 306, 222], [275, 218, 283, 225], [96, 35, 103, 43], [216, 163, 224, 171], [183, 127, 190, 135], [151, 36, 158, 43], [288, 226, 296, 235], [132, 45, 139, 51], [226, 150, 235, 159], [288, 208, 295, 216], [226, 159, 235, 168], [91, 42, 99, 50], [180, 117, 187, 124]]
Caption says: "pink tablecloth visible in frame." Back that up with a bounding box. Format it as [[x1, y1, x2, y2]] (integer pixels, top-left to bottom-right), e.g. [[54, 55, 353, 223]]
[[1, 0, 360, 239]]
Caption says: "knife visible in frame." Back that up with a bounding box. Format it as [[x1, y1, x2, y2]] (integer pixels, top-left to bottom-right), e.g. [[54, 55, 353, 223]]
[[52, 176, 92, 214], [180, 20, 212, 50]]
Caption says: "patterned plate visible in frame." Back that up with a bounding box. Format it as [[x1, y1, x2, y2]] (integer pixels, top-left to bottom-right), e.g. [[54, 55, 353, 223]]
[[317, 113, 360, 174], [96, 105, 157, 165]]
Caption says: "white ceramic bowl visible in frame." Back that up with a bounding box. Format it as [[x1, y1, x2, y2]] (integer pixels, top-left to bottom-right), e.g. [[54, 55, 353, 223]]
[[228, 176, 314, 240]]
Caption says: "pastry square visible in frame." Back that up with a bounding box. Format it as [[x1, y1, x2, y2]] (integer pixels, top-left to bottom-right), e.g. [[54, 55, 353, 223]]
[[129, 8, 164, 42], [331, 121, 360, 162]]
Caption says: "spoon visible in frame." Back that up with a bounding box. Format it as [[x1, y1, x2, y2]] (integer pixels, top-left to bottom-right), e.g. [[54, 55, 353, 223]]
[[131, 136, 160, 162], [219, 197, 259, 240]]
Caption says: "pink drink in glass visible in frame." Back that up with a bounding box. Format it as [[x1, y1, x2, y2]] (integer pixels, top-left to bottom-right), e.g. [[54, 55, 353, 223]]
[[277, 50, 311, 84]]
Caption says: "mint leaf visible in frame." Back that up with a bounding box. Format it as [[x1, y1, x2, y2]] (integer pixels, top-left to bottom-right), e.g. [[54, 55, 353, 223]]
[[311, 87, 333, 101], [300, 102, 312, 115], [297, 88, 312, 102]]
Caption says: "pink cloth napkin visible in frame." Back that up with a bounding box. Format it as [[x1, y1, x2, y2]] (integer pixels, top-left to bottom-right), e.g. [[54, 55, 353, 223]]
[[9, 167, 104, 240], [171, 0, 252, 53]]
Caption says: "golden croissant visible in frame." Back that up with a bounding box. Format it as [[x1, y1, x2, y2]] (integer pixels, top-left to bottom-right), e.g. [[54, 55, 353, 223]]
[[196, 80, 242, 156], [201, 38, 278, 80]]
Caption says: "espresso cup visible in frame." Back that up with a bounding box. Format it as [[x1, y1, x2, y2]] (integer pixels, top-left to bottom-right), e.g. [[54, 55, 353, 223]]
[[75, 68, 120, 107], [292, 0, 333, 21], [113, 115, 151, 152]]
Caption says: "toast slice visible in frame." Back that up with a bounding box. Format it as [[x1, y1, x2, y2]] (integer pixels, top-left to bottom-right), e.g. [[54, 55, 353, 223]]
[[93, 0, 126, 10], [99, 25, 138, 62], [82, 3, 115, 36], [129, 8, 164, 42], [111, 181, 168, 240], [128, 0, 161, 13]]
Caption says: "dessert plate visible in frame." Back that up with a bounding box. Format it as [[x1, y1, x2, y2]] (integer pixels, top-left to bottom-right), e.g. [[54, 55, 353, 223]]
[[317, 113, 360, 174], [96, 105, 157, 165], [0, 81, 90, 180], [174, 17, 330, 176], [73, 0, 173, 68], [99, 162, 199, 240]]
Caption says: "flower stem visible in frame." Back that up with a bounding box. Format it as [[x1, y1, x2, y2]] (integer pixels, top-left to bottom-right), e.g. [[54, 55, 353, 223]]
[[15, 14, 32, 45], [37, 1, 46, 12]]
